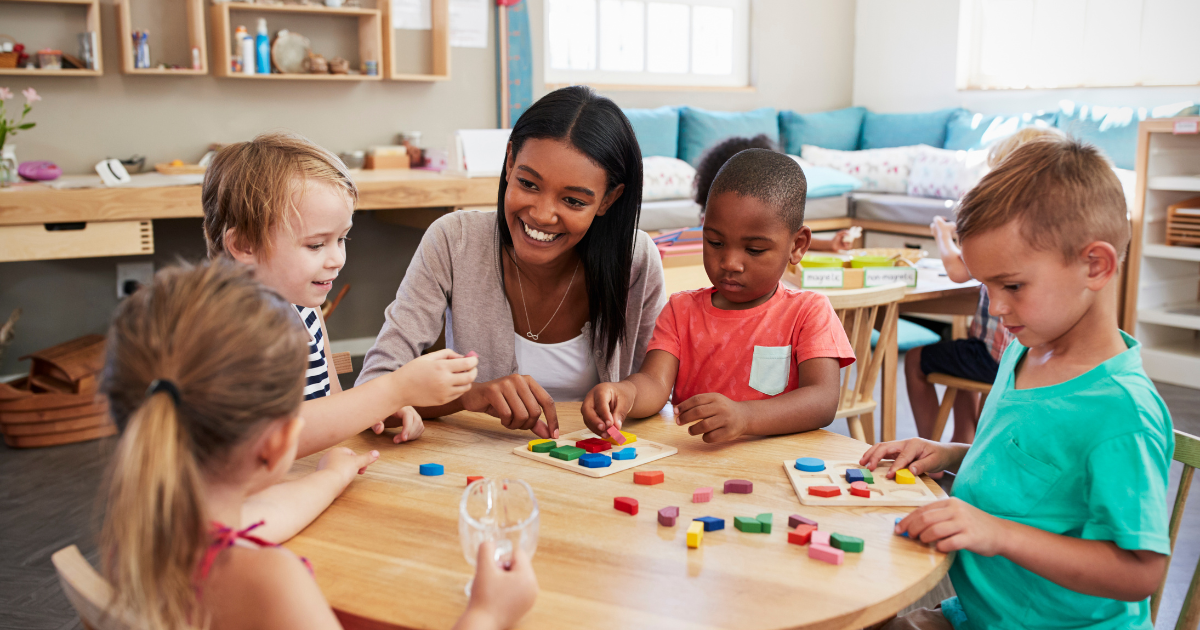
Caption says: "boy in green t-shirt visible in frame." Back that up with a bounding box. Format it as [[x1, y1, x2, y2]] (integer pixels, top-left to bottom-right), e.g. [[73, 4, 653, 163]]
[[863, 136, 1174, 630]]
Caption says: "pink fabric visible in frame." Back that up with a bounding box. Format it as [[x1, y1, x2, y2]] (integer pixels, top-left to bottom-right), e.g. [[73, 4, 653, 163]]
[[195, 520, 313, 596]]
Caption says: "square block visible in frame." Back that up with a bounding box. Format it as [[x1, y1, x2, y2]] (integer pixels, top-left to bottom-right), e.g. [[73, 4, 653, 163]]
[[830, 533, 864, 553], [550, 445, 586, 461], [846, 469, 866, 483], [634, 470, 664, 485], [658, 506, 680, 527], [811, 530, 830, 547], [466, 475, 483, 485], [419, 463, 444, 476], [863, 469, 874, 484], [694, 516, 725, 531], [605, 425, 627, 444], [693, 487, 713, 503], [687, 521, 704, 548], [612, 447, 637, 460], [895, 468, 916, 484], [789, 514, 818, 529], [809, 543, 844, 565], [576, 438, 612, 454], [734, 517, 762, 533], [614, 496, 639, 515], [602, 429, 637, 446], [756, 513, 773, 534], [724, 479, 753, 494], [808, 485, 841, 498], [579, 453, 612, 468], [528, 439, 556, 452], [788, 524, 817, 545]]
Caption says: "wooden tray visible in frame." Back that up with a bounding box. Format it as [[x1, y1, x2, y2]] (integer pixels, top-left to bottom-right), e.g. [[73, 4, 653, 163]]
[[2, 412, 111, 436], [0, 398, 107, 424], [0, 378, 103, 412], [4, 422, 117, 448], [512, 429, 677, 478], [782, 459, 940, 507]]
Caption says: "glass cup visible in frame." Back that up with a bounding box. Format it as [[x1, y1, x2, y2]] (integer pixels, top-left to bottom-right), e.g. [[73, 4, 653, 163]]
[[458, 478, 539, 597]]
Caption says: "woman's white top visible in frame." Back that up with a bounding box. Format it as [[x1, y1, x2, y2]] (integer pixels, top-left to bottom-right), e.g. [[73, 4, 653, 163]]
[[513, 332, 601, 402]]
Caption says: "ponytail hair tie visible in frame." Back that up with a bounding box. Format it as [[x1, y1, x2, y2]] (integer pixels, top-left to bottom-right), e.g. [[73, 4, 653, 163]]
[[145, 379, 182, 406]]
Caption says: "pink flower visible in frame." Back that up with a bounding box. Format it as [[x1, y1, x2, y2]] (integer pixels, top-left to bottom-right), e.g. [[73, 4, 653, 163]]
[[22, 88, 40, 103], [0, 87, 11, 101]]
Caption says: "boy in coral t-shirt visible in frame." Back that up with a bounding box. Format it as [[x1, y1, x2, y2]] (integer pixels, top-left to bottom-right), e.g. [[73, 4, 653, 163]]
[[582, 149, 855, 442]]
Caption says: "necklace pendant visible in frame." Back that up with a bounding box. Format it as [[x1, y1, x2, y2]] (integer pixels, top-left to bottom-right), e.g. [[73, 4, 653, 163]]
[[527, 332, 538, 341]]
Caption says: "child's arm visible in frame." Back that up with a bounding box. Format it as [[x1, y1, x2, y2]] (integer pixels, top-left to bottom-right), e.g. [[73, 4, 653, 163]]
[[930, 217, 973, 283], [243, 447, 379, 544], [581, 349, 679, 435], [674, 357, 841, 442], [808, 229, 856, 253]]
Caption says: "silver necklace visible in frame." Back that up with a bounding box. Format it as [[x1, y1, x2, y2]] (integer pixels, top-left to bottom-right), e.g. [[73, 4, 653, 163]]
[[508, 249, 580, 342]]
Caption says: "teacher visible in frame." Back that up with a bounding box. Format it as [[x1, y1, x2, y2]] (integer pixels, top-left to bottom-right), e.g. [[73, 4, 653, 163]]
[[357, 86, 666, 439]]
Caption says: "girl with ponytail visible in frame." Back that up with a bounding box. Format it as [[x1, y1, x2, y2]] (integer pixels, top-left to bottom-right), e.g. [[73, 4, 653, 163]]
[[99, 261, 537, 630]]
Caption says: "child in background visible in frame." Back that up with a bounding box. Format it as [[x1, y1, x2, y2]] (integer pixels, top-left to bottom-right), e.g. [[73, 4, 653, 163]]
[[905, 126, 1064, 443], [99, 262, 536, 630], [583, 149, 855, 441], [867, 136, 1172, 630], [693, 134, 856, 252]]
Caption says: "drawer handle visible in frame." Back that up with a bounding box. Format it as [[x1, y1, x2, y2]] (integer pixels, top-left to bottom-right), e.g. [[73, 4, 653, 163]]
[[44, 222, 86, 232]]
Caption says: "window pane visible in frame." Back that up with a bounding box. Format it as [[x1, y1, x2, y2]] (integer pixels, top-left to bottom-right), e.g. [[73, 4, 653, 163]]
[[979, 0, 1033, 83], [647, 2, 689, 73], [599, 0, 645, 72], [691, 5, 733, 75], [548, 0, 597, 71]]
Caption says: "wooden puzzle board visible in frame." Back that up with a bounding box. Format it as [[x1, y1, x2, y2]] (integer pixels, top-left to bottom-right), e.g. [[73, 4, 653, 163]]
[[512, 429, 677, 478], [782, 459, 940, 506]]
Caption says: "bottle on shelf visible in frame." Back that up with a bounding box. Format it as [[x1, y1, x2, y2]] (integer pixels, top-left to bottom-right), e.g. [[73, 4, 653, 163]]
[[255, 18, 270, 74], [240, 30, 256, 75], [233, 25, 248, 73]]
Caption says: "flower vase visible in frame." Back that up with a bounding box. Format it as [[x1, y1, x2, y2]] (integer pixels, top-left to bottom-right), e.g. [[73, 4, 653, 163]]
[[0, 145, 17, 187]]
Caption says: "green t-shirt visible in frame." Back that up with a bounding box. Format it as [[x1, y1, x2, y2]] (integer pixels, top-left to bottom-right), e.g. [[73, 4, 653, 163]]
[[949, 331, 1174, 630]]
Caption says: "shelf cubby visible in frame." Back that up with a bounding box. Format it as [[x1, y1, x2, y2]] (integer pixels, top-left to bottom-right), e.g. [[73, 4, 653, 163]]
[[381, 0, 450, 81], [0, 0, 102, 76], [114, 0, 207, 75]]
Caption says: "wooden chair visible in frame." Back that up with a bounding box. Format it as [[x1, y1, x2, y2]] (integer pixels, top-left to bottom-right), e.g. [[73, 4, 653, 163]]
[[927, 373, 992, 442], [1152, 430, 1200, 630], [331, 351, 353, 376], [51, 545, 140, 630], [823, 283, 907, 444]]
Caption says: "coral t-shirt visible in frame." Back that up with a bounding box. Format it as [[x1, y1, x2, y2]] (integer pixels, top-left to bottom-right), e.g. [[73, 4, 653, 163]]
[[647, 283, 856, 404]]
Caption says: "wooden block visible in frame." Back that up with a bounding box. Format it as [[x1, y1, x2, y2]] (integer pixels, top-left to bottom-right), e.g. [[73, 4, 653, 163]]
[[788, 514, 818, 529], [419, 463, 444, 476], [810, 530, 830, 547], [863, 469, 874, 484], [788, 524, 817, 545], [575, 438, 612, 453], [605, 425, 626, 444], [512, 429, 677, 479], [614, 497, 639, 515], [693, 487, 712, 503], [849, 481, 871, 498], [895, 468, 916, 484], [602, 429, 637, 446], [550, 445, 585, 461], [466, 475, 483, 485], [579, 453, 612, 468], [687, 521, 704, 548], [808, 485, 841, 498], [830, 533, 864, 553], [723, 479, 753, 494], [657, 506, 679, 527], [734, 517, 762, 533], [634, 470, 664, 485], [694, 516, 724, 531], [611, 447, 637, 460], [808, 543, 844, 565], [795, 457, 825, 472], [845, 469, 865, 483], [895, 517, 909, 538], [756, 513, 773, 533], [528, 438, 556, 452]]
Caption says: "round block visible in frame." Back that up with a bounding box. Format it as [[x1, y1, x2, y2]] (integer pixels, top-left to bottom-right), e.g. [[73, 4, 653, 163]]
[[419, 463, 444, 476], [795, 457, 825, 472]]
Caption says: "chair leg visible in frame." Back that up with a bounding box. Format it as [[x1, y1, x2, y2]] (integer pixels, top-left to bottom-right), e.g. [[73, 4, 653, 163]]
[[847, 415, 866, 442], [931, 387, 957, 442], [1177, 551, 1200, 630], [861, 411, 876, 445]]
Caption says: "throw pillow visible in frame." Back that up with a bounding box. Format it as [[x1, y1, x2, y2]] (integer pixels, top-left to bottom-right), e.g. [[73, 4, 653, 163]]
[[624, 106, 680, 158], [779, 107, 866, 153], [641, 156, 697, 201], [906, 146, 990, 200], [943, 110, 1059, 151], [1055, 100, 1198, 170], [861, 108, 963, 150], [678, 106, 779, 166], [786, 155, 862, 198], [800, 144, 919, 194]]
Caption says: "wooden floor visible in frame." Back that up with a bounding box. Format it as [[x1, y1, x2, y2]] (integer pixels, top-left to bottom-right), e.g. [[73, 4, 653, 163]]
[[3, 355, 1198, 630]]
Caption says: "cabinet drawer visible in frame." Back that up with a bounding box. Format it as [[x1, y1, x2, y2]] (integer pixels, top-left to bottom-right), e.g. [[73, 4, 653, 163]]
[[0, 220, 153, 263], [862, 230, 936, 254]]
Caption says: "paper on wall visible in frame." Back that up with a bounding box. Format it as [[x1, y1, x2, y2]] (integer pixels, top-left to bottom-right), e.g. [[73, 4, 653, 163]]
[[456, 129, 512, 178], [392, 0, 431, 30], [450, 0, 488, 48]]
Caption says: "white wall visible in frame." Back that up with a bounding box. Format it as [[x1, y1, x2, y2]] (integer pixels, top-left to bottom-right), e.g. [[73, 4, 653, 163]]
[[853, 0, 1200, 114]]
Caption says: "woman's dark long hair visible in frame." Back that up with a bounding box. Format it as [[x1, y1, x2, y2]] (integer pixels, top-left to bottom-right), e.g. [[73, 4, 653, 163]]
[[497, 86, 643, 358]]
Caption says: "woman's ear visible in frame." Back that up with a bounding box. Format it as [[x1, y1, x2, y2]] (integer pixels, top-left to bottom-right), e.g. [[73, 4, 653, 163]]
[[504, 141, 515, 175], [596, 183, 625, 217], [789, 226, 813, 265], [258, 416, 304, 475], [224, 227, 258, 266]]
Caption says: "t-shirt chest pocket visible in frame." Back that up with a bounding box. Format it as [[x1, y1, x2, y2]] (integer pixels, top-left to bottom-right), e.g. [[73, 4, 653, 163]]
[[968, 437, 1063, 518], [749, 345, 792, 396]]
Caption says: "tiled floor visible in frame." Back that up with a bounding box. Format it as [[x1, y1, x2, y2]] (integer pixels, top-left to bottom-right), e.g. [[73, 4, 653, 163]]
[[2, 355, 1197, 629]]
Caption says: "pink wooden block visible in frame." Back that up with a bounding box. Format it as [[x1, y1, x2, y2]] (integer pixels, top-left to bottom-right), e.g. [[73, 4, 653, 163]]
[[809, 543, 844, 565], [723, 479, 753, 494], [606, 425, 626, 444], [658, 506, 680, 527], [811, 530, 830, 547], [693, 487, 713, 503]]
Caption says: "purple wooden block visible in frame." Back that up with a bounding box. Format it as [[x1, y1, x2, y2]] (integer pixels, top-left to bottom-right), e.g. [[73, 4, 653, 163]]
[[723, 479, 753, 494], [658, 506, 680, 527], [789, 514, 818, 529]]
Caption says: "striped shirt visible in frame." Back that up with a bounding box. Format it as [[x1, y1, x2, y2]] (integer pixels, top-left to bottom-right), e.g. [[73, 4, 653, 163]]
[[295, 305, 331, 400], [968, 285, 1015, 363]]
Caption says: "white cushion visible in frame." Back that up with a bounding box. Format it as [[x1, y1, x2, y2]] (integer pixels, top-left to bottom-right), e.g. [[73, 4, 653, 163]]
[[801, 144, 918, 194], [906, 145, 990, 200], [641, 156, 696, 201]]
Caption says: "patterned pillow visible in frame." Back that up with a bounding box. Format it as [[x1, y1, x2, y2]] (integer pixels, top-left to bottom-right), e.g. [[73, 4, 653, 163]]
[[800, 145, 918, 194], [906, 145, 989, 200], [642, 156, 697, 201]]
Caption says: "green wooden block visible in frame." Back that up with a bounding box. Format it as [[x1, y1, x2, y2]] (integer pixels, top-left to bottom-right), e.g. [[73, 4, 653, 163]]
[[550, 445, 585, 461], [531, 440, 558, 453], [734, 516, 762, 533], [862, 469, 874, 484], [755, 513, 773, 533], [830, 533, 864, 553]]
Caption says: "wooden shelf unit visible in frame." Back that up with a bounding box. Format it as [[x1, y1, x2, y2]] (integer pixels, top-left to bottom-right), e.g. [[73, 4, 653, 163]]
[[0, 0, 103, 75], [114, 0, 207, 75], [210, 2, 383, 81], [381, 0, 450, 81]]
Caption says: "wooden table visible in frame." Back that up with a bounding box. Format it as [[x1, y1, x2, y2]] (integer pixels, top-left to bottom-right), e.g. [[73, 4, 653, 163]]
[[285, 405, 951, 630]]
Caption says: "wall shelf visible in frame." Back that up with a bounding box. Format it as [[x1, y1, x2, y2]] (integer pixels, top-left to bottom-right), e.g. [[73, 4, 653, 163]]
[[114, 0, 207, 75], [1143, 243, 1200, 262], [0, 0, 103, 75], [381, 0, 450, 81], [1148, 175, 1200, 192]]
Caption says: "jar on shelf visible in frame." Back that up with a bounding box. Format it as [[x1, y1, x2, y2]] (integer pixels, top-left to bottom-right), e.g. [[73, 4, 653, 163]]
[[0, 145, 19, 187], [38, 49, 63, 70]]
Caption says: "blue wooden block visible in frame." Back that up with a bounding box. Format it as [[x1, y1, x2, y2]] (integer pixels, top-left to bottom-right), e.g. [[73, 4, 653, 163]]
[[611, 447, 637, 460], [846, 468, 866, 483], [795, 457, 825, 472], [579, 453, 612, 468], [694, 516, 725, 531], [419, 463, 444, 476], [895, 517, 910, 538]]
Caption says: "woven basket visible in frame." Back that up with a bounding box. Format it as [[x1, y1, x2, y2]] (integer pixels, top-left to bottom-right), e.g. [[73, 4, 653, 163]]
[[0, 35, 18, 69]]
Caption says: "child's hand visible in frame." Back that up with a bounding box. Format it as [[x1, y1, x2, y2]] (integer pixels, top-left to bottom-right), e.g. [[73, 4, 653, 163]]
[[394, 349, 478, 407], [830, 229, 854, 252], [371, 406, 424, 443], [896, 497, 1010, 556], [674, 393, 751, 443], [930, 216, 956, 241], [461, 540, 538, 630], [859, 438, 958, 478], [582, 382, 634, 435], [316, 447, 380, 487]]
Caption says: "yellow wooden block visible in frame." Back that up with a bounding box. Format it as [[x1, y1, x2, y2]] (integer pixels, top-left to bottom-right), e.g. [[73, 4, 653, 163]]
[[602, 430, 638, 446], [687, 521, 704, 548], [895, 468, 916, 484], [528, 439, 555, 452]]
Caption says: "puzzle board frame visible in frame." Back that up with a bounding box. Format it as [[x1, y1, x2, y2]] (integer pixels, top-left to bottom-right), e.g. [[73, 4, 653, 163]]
[[513, 429, 677, 478], [782, 459, 940, 506]]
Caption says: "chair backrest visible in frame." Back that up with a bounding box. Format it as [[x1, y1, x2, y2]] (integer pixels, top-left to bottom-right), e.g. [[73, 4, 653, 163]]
[[51, 545, 141, 630], [820, 283, 907, 435], [1152, 429, 1200, 630], [331, 351, 353, 375]]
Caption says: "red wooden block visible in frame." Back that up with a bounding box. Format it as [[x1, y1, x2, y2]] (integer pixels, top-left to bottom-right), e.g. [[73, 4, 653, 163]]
[[849, 481, 871, 498], [466, 475, 483, 485], [723, 479, 753, 494], [576, 438, 612, 454], [634, 470, 664, 485], [808, 485, 842, 498], [614, 496, 639, 515], [788, 524, 817, 546]]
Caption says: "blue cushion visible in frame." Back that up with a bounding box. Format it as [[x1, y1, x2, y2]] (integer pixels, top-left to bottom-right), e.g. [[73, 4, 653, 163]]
[[861, 108, 963, 150], [1055, 101, 1198, 170], [779, 107, 866, 153], [678, 106, 779, 166], [797, 163, 862, 199], [623, 106, 680, 158], [871, 319, 942, 352], [943, 110, 1058, 151]]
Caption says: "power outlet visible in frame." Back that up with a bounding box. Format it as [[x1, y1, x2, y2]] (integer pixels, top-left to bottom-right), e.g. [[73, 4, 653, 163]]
[[116, 262, 154, 299]]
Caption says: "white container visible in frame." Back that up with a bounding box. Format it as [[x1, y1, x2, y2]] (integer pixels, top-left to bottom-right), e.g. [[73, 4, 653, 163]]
[[240, 36, 256, 74]]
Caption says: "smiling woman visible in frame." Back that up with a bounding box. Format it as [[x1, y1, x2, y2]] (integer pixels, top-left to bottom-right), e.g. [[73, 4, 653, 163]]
[[358, 86, 666, 438]]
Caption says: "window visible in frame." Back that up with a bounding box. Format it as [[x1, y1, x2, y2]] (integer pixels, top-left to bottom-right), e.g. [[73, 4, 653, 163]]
[[957, 0, 1200, 90], [545, 0, 749, 88]]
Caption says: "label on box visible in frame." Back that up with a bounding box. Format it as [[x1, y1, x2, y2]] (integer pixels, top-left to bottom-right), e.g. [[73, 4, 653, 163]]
[[801, 268, 844, 288], [864, 267, 917, 288], [1173, 120, 1199, 135]]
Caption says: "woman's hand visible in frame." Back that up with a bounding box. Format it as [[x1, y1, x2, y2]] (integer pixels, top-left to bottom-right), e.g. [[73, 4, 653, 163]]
[[392, 349, 479, 408], [371, 406, 424, 443], [459, 375, 560, 439], [455, 541, 538, 630]]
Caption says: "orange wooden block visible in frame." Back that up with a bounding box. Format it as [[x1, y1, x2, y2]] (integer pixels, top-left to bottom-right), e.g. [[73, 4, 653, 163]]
[[466, 476, 483, 485], [634, 470, 664, 485], [788, 524, 817, 546], [849, 481, 871, 498], [808, 485, 841, 498]]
